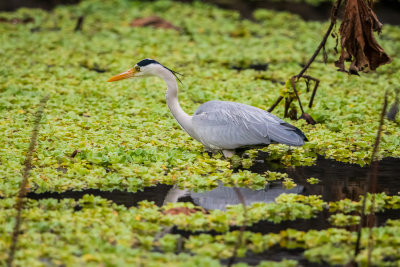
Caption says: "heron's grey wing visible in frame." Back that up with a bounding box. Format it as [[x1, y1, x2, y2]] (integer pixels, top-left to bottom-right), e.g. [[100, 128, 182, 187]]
[[192, 109, 270, 150], [192, 101, 306, 150]]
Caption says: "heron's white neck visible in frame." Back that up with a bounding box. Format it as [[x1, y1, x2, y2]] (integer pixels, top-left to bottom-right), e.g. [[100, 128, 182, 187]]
[[156, 66, 194, 136]]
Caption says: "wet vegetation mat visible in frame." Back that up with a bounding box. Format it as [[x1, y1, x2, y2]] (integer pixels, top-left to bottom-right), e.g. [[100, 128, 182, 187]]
[[1, 0, 400, 266]]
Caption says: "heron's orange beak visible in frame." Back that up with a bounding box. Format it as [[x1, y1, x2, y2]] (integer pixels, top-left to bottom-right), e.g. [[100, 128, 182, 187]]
[[107, 68, 137, 82]]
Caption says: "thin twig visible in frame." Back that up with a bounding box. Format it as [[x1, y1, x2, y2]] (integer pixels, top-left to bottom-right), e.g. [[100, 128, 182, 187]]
[[291, 76, 305, 114], [309, 78, 320, 108], [354, 91, 388, 261], [7, 96, 49, 267], [284, 97, 292, 118], [267, 95, 283, 113], [300, 75, 320, 108], [297, 0, 342, 78], [227, 187, 248, 267]]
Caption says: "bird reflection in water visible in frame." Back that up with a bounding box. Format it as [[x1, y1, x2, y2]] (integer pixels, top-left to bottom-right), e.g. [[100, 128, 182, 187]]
[[163, 182, 304, 210]]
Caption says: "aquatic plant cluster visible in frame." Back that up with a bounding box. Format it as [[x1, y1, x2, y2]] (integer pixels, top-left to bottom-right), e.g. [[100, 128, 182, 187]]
[[1, 0, 400, 266]]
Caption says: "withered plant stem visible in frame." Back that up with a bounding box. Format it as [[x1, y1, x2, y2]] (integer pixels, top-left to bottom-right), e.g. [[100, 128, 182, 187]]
[[297, 0, 342, 78], [291, 76, 305, 114], [7, 96, 49, 267], [354, 91, 388, 263], [267, 95, 283, 113]]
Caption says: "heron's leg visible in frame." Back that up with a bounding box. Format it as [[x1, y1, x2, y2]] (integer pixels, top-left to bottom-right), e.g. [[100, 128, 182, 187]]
[[222, 149, 236, 158]]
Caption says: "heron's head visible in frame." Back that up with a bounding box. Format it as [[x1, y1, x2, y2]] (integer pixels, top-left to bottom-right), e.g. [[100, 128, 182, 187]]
[[107, 58, 181, 82]]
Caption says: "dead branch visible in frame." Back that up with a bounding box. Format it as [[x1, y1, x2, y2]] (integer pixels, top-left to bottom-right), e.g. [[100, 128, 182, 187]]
[[267, 95, 283, 113], [301, 75, 321, 108], [297, 0, 341, 79]]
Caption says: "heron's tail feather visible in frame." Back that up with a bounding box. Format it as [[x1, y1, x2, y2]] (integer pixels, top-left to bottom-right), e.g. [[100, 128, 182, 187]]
[[292, 126, 308, 142], [268, 122, 308, 146]]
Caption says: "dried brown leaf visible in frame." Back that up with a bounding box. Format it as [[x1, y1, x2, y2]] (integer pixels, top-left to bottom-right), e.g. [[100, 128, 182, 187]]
[[335, 0, 392, 74], [130, 16, 180, 31]]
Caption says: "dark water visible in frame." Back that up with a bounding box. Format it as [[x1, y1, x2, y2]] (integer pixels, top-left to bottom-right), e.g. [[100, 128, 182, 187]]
[[27, 184, 172, 208], [28, 156, 400, 222], [251, 155, 400, 202]]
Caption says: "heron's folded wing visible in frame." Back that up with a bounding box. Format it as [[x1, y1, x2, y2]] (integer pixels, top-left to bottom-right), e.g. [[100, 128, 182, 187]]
[[192, 101, 274, 149], [192, 101, 305, 149]]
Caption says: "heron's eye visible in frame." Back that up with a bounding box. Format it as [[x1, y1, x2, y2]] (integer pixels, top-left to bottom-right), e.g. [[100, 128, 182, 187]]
[[135, 66, 140, 72]]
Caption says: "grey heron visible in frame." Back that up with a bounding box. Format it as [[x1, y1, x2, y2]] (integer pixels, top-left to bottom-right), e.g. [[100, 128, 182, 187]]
[[107, 59, 308, 157]]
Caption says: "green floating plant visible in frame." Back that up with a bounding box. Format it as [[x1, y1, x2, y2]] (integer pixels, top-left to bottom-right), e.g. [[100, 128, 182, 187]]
[[306, 177, 320, 184], [329, 213, 361, 227]]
